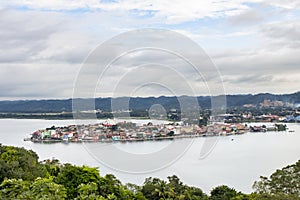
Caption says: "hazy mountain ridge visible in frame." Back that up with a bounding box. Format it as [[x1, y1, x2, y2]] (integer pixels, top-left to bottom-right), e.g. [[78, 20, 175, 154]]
[[0, 92, 299, 113]]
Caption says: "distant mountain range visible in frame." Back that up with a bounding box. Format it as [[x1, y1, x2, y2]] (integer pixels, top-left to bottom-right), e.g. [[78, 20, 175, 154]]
[[0, 92, 299, 113]]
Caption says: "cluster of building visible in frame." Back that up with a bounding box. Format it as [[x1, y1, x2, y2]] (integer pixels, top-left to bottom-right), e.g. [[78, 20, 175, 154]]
[[30, 119, 201, 142], [215, 113, 300, 123], [26, 118, 288, 143], [243, 99, 295, 108]]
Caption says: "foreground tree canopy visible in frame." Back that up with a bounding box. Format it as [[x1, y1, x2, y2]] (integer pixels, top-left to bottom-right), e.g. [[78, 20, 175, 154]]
[[0, 144, 299, 200]]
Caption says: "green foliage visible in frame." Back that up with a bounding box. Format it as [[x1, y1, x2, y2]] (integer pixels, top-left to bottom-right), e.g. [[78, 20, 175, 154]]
[[76, 182, 101, 200], [232, 193, 300, 200], [275, 124, 287, 131], [0, 178, 31, 199], [54, 164, 101, 199], [253, 160, 300, 196], [30, 177, 67, 200], [98, 174, 142, 199], [0, 177, 67, 200], [209, 185, 240, 200], [0, 144, 46, 182], [42, 159, 61, 177], [125, 183, 147, 200], [0, 144, 299, 200], [141, 175, 208, 200]]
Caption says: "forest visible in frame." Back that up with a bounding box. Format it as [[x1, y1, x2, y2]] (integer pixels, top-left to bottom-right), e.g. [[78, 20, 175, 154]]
[[0, 144, 299, 200]]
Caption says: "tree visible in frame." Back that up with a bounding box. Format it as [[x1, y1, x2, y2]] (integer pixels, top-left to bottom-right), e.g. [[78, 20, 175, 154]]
[[0, 144, 46, 182], [1, 144, 300, 200], [253, 160, 300, 196], [98, 174, 140, 199], [98, 174, 121, 197], [183, 186, 208, 200], [55, 164, 101, 199], [0, 178, 31, 199], [42, 159, 61, 177], [30, 177, 67, 199], [232, 193, 300, 200], [141, 176, 207, 200], [209, 185, 239, 200], [167, 175, 184, 197], [141, 177, 164, 200], [76, 182, 101, 200], [0, 177, 67, 200]]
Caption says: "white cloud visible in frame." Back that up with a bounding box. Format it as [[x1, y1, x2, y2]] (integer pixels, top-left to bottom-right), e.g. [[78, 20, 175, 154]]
[[265, 0, 300, 10], [0, 0, 299, 99], [229, 7, 265, 26], [1, 0, 262, 24], [2, 0, 299, 24], [0, 63, 80, 99], [260, 20, 300, 48]]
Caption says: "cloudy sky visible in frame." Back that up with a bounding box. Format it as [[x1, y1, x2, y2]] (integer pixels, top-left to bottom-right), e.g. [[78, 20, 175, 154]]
[[0, 0, 299, 100]]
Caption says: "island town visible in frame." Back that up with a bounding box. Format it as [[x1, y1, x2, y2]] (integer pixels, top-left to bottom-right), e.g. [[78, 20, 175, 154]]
[[25, 118, 289, 143]]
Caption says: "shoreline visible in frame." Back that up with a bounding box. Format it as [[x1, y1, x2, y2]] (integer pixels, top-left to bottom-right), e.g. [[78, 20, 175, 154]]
[[26, 134, 205, 143]]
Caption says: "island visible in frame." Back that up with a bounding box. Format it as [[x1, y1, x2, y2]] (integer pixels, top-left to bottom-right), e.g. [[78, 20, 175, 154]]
[[25, 119, 288, 143]]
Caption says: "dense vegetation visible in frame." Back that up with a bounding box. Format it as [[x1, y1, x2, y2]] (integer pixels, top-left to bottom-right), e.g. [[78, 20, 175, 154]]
[[0, 144, 299, 199]]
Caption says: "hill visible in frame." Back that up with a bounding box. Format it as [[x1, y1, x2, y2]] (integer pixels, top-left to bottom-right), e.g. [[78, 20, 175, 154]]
[[0, 92, 299, 113]]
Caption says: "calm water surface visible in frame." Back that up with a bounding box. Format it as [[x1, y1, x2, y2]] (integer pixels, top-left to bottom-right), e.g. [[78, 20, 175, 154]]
[[0, 119, 299, 193]]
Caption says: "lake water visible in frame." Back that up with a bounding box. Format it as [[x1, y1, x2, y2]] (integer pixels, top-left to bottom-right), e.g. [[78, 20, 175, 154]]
[[0, 118, 299, 193]]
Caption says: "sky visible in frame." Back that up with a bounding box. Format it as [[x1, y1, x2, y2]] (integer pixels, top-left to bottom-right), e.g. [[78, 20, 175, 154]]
[[0, 0, 300, 100]]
